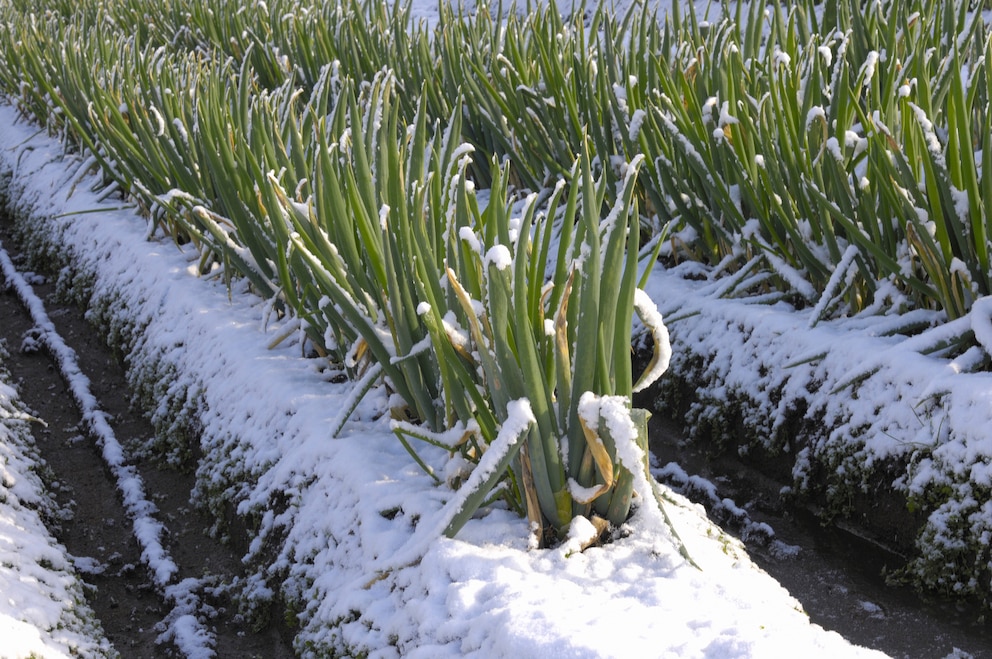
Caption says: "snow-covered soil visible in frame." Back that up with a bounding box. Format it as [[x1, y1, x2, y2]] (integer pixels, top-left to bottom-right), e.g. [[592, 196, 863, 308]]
[[642, 247, 992, 603], [0, 98, 899, 658]]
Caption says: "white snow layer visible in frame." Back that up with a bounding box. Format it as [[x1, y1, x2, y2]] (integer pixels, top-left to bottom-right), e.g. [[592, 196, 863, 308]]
[[643, 250, 992, 597], [0, 103, 888, 658]]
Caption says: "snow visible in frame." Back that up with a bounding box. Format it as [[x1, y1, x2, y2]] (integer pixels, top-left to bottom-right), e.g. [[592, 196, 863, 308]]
[[632, 287, 671, 392], [0, 96, 890, 656], [860, 51, 881, 88], [818, 45, 833, 67], [628, 108, 647, 140], [808, 244, 861, 328], [485, 243, 513, 271], [805, 106, 827, 132], [773, 48, 792, 68], [459, 225, 484, 255], [971, 297, 992, 356]]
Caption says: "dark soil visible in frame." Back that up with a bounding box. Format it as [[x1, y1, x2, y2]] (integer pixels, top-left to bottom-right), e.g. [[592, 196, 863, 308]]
[[648, 414, 992, 659], [0, 224, 295, 658]]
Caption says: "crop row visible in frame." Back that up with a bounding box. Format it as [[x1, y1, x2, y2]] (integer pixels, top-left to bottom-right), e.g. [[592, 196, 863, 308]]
[[0, 0, 989, 545], [6, 0, 992, 317], [0, 0, 681, 549]]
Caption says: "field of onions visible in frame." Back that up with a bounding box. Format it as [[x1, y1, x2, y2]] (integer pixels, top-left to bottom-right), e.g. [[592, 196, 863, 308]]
[[4, 0, 992, 645]]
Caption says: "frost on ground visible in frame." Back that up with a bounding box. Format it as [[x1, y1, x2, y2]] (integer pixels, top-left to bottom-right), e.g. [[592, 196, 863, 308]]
[[0, 341, 116, 658], [0, 104, 891, 656]]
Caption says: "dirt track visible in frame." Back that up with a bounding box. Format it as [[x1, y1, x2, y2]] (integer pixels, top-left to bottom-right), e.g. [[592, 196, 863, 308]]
[[0, 220, 295, 658]]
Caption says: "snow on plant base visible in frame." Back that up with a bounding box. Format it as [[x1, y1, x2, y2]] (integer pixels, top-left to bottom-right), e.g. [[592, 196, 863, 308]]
[[0, 342, 116, 658]]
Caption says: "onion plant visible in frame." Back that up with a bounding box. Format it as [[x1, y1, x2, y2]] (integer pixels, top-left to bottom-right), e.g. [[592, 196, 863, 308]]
[[418, 143, 672, 543], [625, 0, 992, 320], [260, 70, 672, 543], [268, 72, 452, 429]]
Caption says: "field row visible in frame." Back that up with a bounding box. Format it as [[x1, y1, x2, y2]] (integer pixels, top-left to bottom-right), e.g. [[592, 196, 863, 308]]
[[1, 0, 990, 546]]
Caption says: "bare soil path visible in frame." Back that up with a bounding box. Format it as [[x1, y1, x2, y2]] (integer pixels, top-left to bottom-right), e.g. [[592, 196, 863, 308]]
[[0, 220, 295, 658]]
